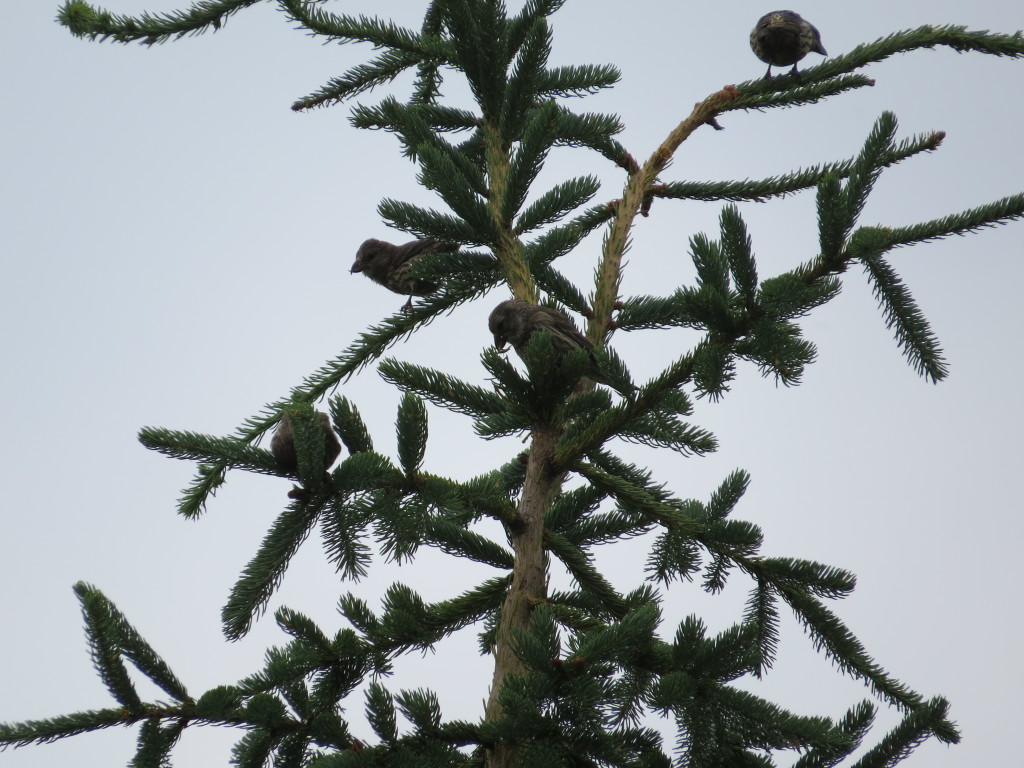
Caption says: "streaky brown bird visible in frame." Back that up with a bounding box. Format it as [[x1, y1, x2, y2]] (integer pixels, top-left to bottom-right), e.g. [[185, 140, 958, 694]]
[[350, 238, 457, 312], [750, 10, 826, 80], [488, 299, 607, 385], [271, 411, 342, 475]]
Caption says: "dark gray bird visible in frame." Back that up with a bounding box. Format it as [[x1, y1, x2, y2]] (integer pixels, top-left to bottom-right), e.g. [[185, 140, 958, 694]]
[[750, 10, 826, 80], [488, 299, 607, 384], [350, 238, 457, 311], [271, 411, 342, 475]]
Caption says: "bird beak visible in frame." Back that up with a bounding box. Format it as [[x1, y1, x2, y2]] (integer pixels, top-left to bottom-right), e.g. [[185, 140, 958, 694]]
[[350, 261, 362, 274], [493, 336, 507, 352]]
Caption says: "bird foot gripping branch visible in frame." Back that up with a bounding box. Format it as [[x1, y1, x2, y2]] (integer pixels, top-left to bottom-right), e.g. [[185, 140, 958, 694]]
[[350, 237, 458, 313]]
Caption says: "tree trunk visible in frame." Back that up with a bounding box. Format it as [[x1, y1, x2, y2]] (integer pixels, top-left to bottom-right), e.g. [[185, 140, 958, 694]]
[[483, 425, 560, 768]]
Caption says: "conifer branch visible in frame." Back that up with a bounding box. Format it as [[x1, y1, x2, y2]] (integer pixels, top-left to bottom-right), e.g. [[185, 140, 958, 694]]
[[552, 363, 719, 466], [817, 173, 849, 262], [812, 24, 1024, 79], [176, 463, 228, 519], [221, 495, 329, 640], [646, 527, 703, 586], [843, 113, 900, 233], [405, 248, 500, 283], [731, 25, 1024, 110], [590, 86, 744, 343], [857, 247, 949, 383], [57, 0, 258, 44], [329, 396, 374, 455], [132, 718, 185, 767], [560, 508, 653, 548], [779, 586, 927, 712], [537, 64, 621, 98], [173, 283, 494, 517], [544, 484, 605, 529], [615, 410, 718, 456], [379, 359, 506, 417], [138, 427, 279, 475], [792, 701, 876, 768], [515, 176, 601, 236], [530, 262, 591, 317], [743, 580, 781, 677], [572, 599, 661, 667], [292, 50, 428, 110], [74, 583, 190, 703], [320, 501, 372, 582], [756, 558, 856, 599], [654, 130, 944, 204], [507, 0, 566, 46], [730, 74, 876, 111], [423, 576, 512, 637], [704, 685, 847, 752], [422, 517, 515, 570], [278, 2, 449, 55], [503, 19, 553, 136], [594, 24, 1023, 350], [881, 190, 1024, 248], [544, 530, 628, 617], [419, 472, 519, 525], [849, 697, 959, 767], [77, 585, 145, 713], [395, 393, 428, 477], [504, 102, 558, 222], [380, 199, 494, 245], [530, 202, 617, 264], [351, 101, 480, 133], [0, 708, 128, 748], [572, 461, 705, 535]]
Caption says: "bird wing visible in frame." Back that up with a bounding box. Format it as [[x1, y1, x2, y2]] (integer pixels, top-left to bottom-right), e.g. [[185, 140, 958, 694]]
[[396, 239, 457, 264], [535, 306, 595, 354]]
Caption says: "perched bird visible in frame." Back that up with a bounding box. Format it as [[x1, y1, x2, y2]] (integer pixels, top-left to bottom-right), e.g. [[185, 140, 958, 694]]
[[488, 299, 607, 384], [750, 10, 826, 80], [271, 411, 342, 475], [350, 238, 457, 312]]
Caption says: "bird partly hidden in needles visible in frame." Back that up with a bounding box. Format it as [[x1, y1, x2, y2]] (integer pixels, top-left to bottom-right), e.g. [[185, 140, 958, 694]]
[[750, 10, 826, 80], [488, 299, 608, 385], [271, 411, 342, 476], [350, 237, 458, 312]]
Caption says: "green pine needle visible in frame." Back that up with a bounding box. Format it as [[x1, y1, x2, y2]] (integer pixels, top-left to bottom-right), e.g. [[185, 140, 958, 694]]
[[855, 243, 949, 383], [221, 497, 327, 641], [57, 0, 259, 45]]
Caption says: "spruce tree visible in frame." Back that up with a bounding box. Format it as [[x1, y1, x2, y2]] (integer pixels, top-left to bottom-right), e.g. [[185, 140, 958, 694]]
[[4, 2, 1023, 767]]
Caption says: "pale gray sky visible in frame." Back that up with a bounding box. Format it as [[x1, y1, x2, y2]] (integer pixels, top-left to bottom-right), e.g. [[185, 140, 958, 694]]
[[2, 1, 1022, 766]]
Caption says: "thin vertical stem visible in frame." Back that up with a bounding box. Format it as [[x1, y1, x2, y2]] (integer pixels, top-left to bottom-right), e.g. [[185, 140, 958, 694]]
[[589, 87, 742, 342]]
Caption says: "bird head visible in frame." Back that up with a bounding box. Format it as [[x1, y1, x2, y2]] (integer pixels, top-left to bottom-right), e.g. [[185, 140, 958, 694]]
[[488, 299, 523, 352], [350, 238, 388, 275]]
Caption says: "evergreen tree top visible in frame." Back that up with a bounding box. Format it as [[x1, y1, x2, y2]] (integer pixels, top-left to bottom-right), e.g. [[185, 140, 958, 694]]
[[2, 3, 1023, 767]]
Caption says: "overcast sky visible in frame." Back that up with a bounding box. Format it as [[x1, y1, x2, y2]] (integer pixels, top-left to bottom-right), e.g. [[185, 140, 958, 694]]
[[2, 1, 1022, 766]]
